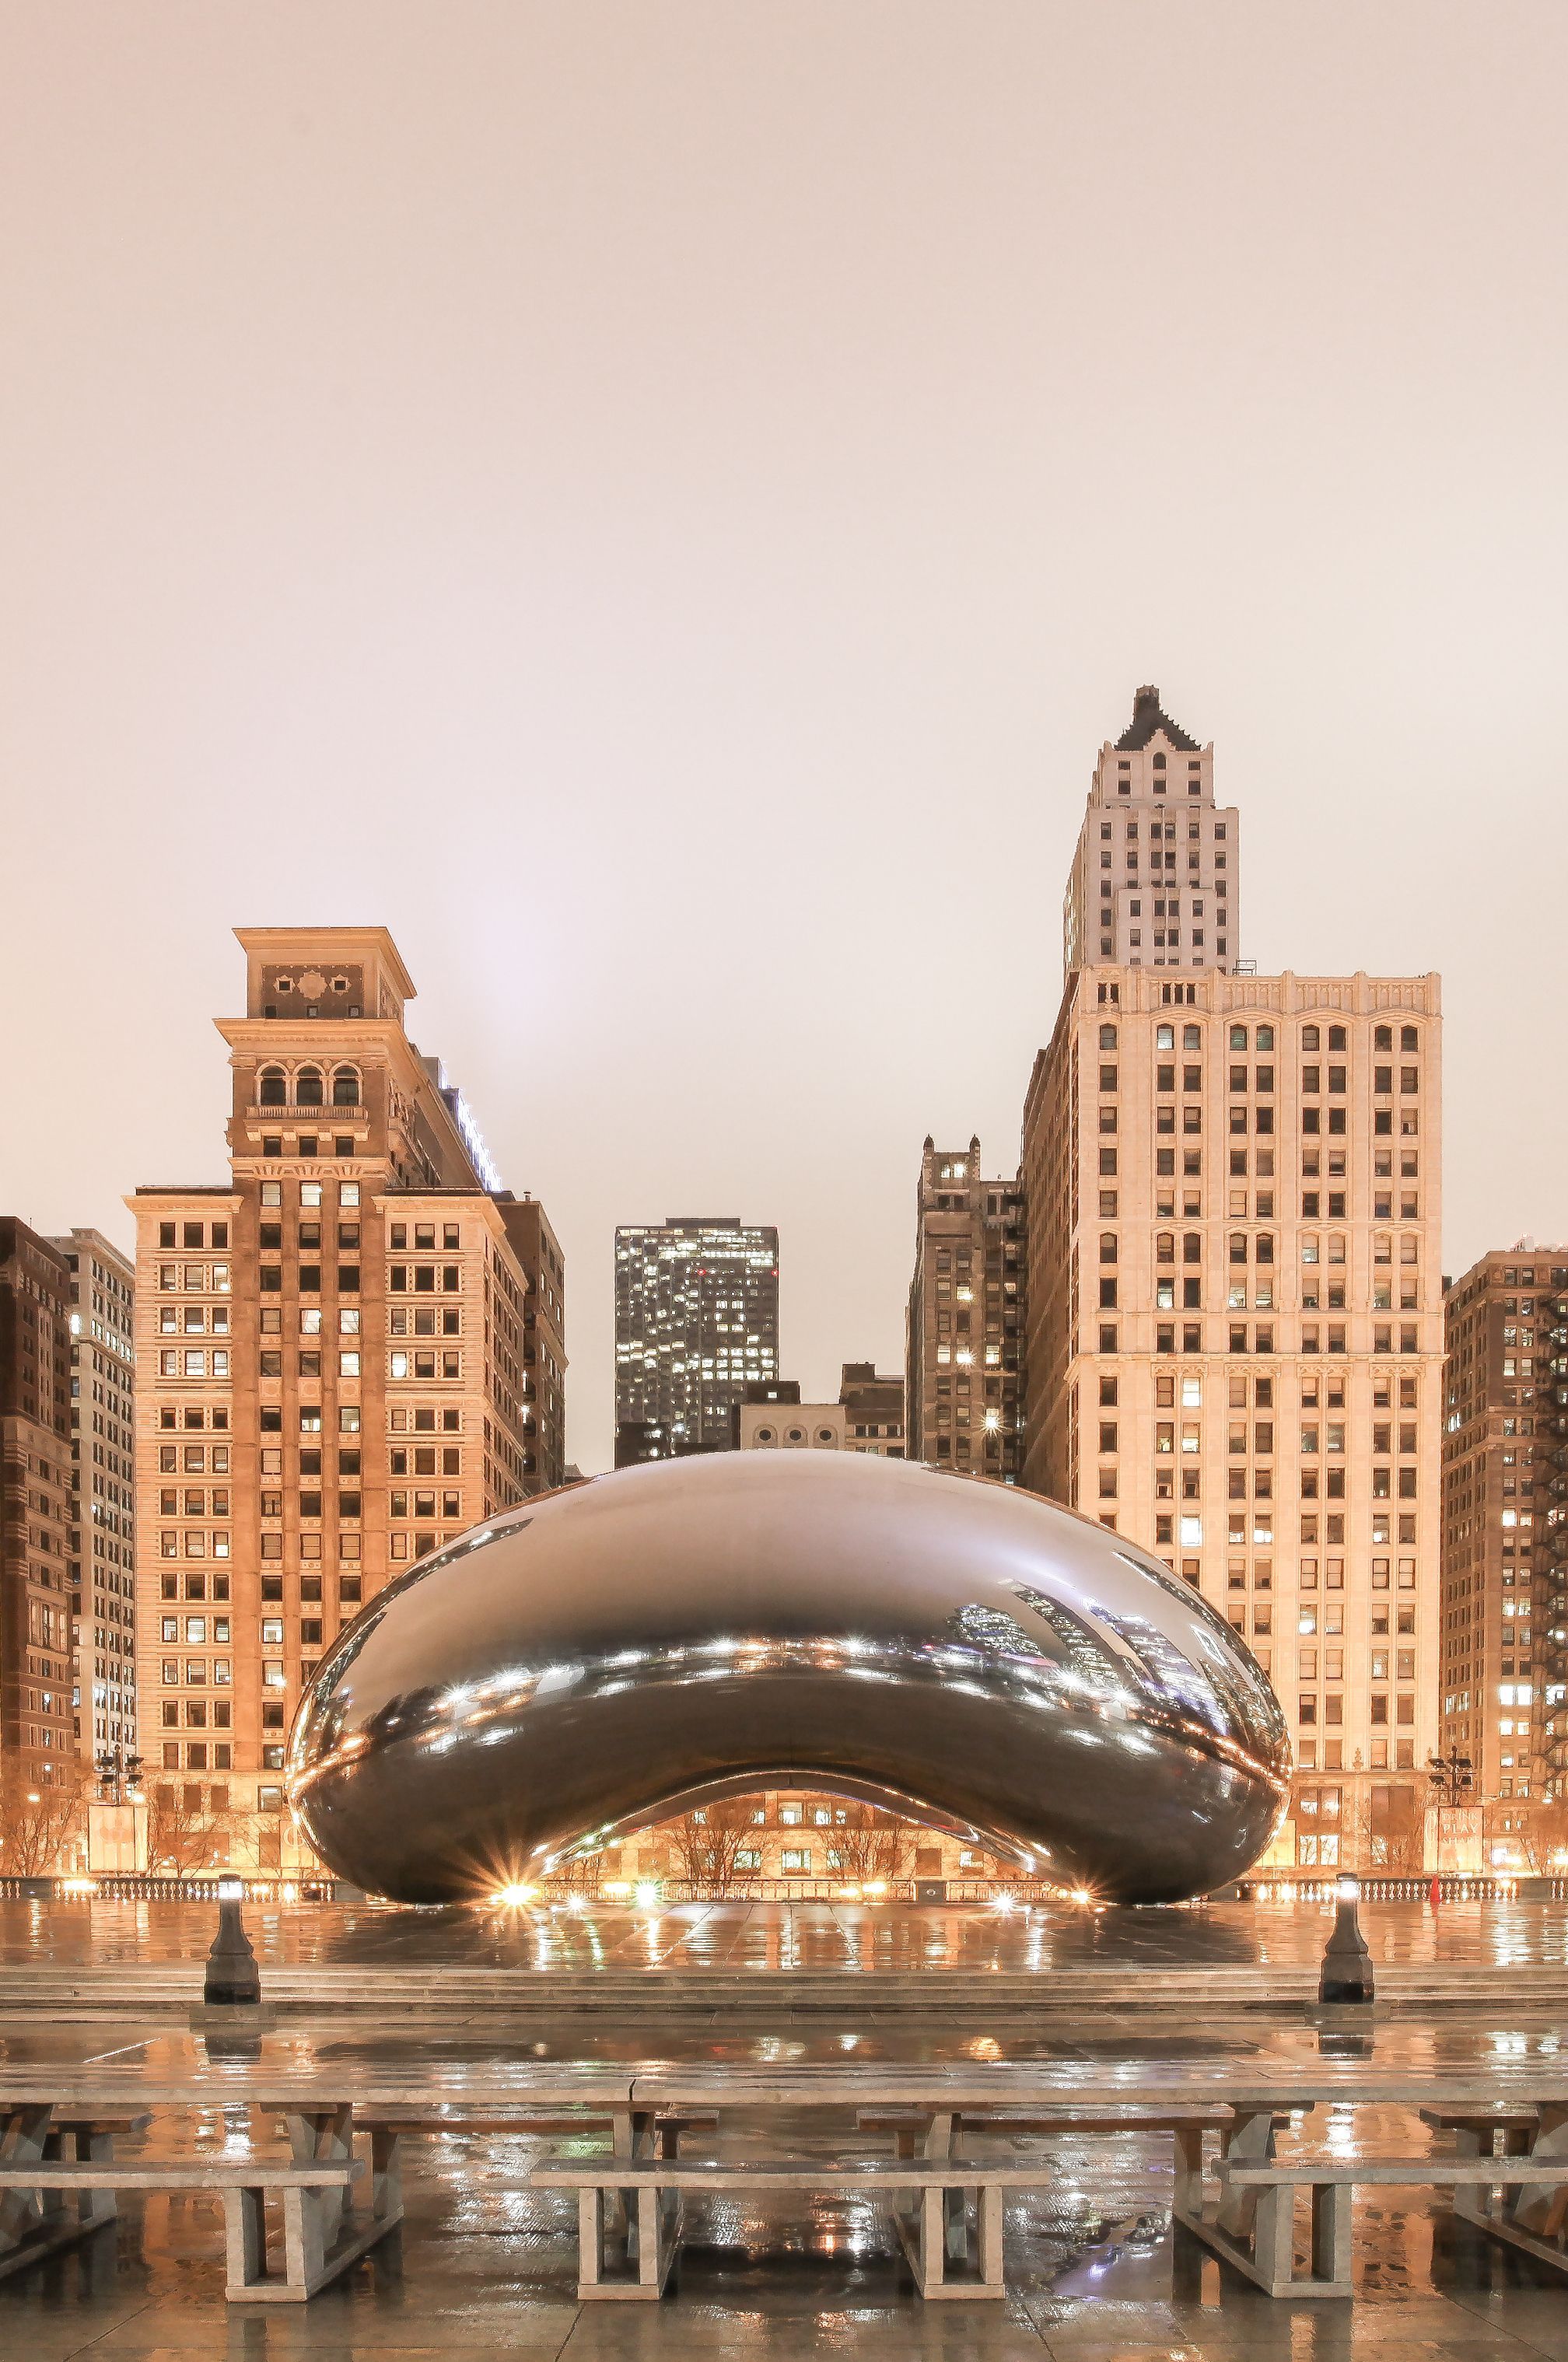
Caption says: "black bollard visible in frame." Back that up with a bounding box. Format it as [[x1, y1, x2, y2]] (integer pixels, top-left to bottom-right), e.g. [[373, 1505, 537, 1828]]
[[1318, 1874, 1374, 2005], [203, 1877, 261, 2007]]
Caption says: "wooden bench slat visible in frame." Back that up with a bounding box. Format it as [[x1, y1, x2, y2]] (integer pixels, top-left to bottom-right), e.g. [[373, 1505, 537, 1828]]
[[1223, 2158, 1568, 2186], [0, 2161, 360, 2189], [532, 2157, 1041, 2189]]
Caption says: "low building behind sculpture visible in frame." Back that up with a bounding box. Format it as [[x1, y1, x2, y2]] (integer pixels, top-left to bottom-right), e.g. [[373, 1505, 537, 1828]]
[[734, 1380, 845, 1451], [128, 926, 558, 1875], [905, 1140, 1026, 1481], [605, 1791, 1012, 1892], [47, 1230, 138, 1765], [839, 1362, 905, 1457], [0, 1219, 76, 1791], [1442, 1245, 1568, 1828]]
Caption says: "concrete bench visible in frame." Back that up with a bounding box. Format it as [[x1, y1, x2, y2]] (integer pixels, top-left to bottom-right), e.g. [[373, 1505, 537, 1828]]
[[530, 2150, 1053, 2301], [1214, 2150, 1568, 2297], [0, 2154, 369, 2301]]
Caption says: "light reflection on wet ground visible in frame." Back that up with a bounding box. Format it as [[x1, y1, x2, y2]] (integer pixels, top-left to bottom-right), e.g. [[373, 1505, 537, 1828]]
[[9, 1891, 1568, 1971], [11, 1909, 1568, 2352]]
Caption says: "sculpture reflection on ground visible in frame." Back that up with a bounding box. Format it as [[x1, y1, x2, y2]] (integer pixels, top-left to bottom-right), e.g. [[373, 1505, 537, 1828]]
[[287, 1453, 1290, 1905]]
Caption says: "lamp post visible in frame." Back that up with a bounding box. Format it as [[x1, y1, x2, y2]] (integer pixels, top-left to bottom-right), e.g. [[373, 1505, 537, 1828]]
[[1318, 1872, 1374, 2004], [1427, 1746, 1474, 1881], [95, 1747, 144, 1806]]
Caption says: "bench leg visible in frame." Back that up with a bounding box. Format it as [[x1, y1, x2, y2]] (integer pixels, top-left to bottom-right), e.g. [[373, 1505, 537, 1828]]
[[369, 2125, 404, 2231], [1172, 2122, 1206, 2216], [1251, 2183, 1297, 2296], [978, 2182, 1003, 2291], [577, 2186, 604, 2295], [0, 2106, 93, 2280], [78, 2130, 118, 2233], [1311, 2180, 1353, 2291], [919, 2186, 945, 2295], [223, 2187, 267, 2296]]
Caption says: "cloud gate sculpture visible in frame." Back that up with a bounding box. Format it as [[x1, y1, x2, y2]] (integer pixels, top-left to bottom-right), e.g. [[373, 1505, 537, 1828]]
[[287, 1452, 1290, 1905]]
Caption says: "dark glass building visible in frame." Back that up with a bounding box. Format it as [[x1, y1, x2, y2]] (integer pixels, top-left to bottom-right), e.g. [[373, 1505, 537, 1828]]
[[614, 1218, 779, 1465]]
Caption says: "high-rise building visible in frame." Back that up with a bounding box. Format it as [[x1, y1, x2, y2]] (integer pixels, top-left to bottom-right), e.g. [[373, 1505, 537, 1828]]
[[499, 1195, 569, 1494], [1441, 1245, 1568, 1807], [1062, 685, 1242, 978], [905, 1139, 1025, 1482], [128, 926, 555, 1872], [838, 1363, 905, 1458], [0, 1219, 75, 1786], [613, 1218, 779, 1464], [49, 1230, 138, 1764], [1020, 958, 1444, 1870], [1538, 1268, 1568, 1804]]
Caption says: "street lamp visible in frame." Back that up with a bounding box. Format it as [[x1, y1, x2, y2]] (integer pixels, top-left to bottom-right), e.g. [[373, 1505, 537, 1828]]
[[95, 1747, 144, 1804], [1427, 1746, 1474, 1807]]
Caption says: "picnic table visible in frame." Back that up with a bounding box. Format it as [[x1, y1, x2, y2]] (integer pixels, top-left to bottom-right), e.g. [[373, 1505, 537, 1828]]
[[9, 2055, 1568, 2304]]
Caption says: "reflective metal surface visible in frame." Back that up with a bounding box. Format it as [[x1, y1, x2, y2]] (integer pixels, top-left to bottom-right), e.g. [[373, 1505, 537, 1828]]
[[287, 1453, 1290, 1905]]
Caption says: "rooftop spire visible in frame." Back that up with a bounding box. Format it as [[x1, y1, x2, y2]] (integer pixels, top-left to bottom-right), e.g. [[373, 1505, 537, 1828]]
[[1115, 683, 1199, 754]]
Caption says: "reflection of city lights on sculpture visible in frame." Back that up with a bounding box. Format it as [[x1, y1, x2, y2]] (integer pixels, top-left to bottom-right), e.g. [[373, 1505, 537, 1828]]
[[287, 1454, 1290, 1907]]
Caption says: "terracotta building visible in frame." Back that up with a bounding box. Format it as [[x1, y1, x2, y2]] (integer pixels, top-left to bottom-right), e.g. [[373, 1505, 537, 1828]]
[[905, 1139, 1025, 1482], [0, 1219, 76, 1786], [49, 1230, 138, 1765], [1061, 684, 1242, 978], [128, 926, 560, 1872], [1441, 1246, 1568, 1806]]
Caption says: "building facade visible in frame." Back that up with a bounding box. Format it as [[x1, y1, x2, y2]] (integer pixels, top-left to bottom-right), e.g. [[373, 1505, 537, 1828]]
[[614, 1218, 779, 1464], [0, 1219, 75, 1787], [736, 1383, 847, 1450], [49, 1230, 138, 1765], [1021, 964, 1444, 1869], [1441, 1246, 1566, 1807], [500, 1195, 569, 1494], [128, 926, 551, 1872], [1062, 685, 1242, 978], [905, 1139, 1025, 1482], [838, 1362, 905, 1457]]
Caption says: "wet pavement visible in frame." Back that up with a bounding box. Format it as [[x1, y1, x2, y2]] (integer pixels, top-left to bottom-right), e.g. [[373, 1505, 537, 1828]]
[[9, 1905, 1568, 2351], [7, 2007, 1568, 2351], [9, 1892, 1568, 1971]]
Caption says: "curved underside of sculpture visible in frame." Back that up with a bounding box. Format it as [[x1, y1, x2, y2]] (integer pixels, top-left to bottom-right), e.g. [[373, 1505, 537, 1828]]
[[286, 1452, 1291, 1905]]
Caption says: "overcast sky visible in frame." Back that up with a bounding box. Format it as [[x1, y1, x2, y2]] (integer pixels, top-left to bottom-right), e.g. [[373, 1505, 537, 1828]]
[[2, 3, 1565, 1475]]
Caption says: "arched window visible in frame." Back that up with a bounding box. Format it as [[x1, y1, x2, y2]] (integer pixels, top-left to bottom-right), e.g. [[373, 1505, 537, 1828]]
[[1229, 1233, 1248, 1264], [1183, 1233, 1202, 1264], [296, 1066, 324, 1107], [1255, 1234, 1274, 1265], [331, 1065, 360, 1107], [1156, 1233, 1174, 1265], [1328, 1233, 1346, 1265], [258, 1066, 286, 1107], [1099, 1233, 1118, 1264]]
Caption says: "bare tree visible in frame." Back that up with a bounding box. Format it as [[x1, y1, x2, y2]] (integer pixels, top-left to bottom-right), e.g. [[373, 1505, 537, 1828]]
[[0, 1762, 89, 1877], [824, 1805, 915, 1886], [663, 1802, 756, 1893], [146, 1784, 247, 1876]]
